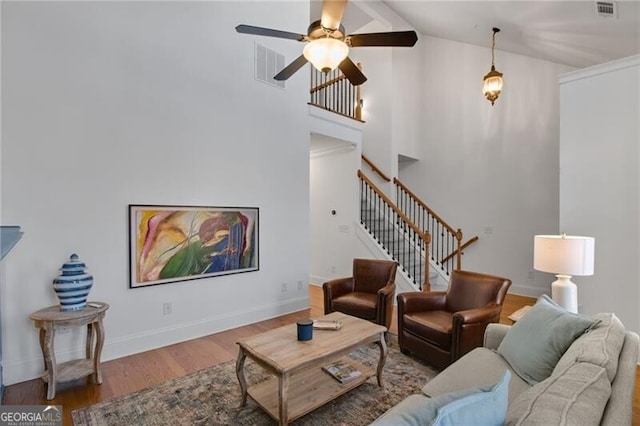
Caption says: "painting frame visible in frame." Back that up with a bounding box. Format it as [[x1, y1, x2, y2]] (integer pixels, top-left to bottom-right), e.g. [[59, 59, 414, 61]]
[[128, 204, 259, 288]]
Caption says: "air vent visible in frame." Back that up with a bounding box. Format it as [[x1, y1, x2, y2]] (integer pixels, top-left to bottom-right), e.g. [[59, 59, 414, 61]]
[[596, 1, 617, 17], [255, 43, 285, 89]]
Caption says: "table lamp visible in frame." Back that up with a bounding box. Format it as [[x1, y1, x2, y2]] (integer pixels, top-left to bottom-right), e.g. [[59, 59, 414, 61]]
[[533, 234, 595, 313]]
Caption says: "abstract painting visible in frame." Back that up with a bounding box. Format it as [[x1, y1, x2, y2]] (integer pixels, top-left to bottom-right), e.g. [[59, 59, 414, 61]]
[[129, 205, 259, 288]]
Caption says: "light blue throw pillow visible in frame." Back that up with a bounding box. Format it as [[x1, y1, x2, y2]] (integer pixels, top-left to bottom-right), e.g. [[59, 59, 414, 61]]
[[371, 371, 510, 426], [497, 294, 599, 385], [432, 370, 510, 426]]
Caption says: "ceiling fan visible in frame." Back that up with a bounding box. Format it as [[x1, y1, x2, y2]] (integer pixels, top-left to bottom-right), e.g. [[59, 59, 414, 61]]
[[235, 0, 418, 86]]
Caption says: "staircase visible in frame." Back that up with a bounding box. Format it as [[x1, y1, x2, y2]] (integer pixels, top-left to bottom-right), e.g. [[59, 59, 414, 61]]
[[360, 201, 434, 288], [358, 168, 477, 292]]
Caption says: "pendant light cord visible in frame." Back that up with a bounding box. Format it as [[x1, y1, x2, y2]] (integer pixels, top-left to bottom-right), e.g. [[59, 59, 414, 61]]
[[491, 27, 500, 68]]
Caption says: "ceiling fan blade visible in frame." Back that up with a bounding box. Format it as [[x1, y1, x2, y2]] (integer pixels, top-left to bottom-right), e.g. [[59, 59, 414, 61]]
[[235, 24, 305, 41], [320, 0, 348, 31], [349, 31, 418, 47], [338, 57, 367, 86], [274, 55, 309, 81]]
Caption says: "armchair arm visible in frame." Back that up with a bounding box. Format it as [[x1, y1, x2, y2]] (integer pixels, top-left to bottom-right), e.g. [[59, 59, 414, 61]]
[[451, 304, 503, 361], [376, 283, 396, 330], [377, 283, 396, 300], [453, 304, 502, 325], [397, 291, 447, 315], [322, 278, 354, 314]]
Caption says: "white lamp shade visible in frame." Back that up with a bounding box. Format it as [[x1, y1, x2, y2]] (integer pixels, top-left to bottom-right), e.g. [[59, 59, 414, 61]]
[[303, 38, 349, 73], [533, 235, 595, 276]]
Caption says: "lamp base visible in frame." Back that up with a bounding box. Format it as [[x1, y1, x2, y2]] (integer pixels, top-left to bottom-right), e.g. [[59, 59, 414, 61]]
[[551, 275, 578, 313]]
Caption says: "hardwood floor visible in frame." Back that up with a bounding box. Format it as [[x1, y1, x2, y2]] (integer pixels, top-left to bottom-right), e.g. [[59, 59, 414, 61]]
[[3, 286, 639, 425]]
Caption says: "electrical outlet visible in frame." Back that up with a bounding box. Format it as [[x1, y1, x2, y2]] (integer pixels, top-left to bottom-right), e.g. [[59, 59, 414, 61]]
[[331, 265, 336, 274], [281, 282, 288, 292], [297, 280, 303, 291], [163, 302, 172, 315], [528, 270, 535, 280]]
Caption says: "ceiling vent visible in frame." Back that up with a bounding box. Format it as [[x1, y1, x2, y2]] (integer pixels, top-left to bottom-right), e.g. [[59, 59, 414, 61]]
[[255, 43, 285, 89], [596, 1, 617, 17]]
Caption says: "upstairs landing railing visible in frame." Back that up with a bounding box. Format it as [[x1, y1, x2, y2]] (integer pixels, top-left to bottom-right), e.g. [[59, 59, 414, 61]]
[[309, 65, 364, 122], [358, 170, 431, 290]]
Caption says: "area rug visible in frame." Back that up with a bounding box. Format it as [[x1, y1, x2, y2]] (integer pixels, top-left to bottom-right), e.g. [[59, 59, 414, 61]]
[[72, 338, 438, 426]]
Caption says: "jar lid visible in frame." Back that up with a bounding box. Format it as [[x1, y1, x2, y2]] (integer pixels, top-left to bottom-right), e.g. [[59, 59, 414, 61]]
[[59, 253, 87, 273]]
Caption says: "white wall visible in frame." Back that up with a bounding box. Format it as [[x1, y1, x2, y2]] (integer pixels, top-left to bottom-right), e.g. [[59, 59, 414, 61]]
[[1, 1, 310, 385], [559, 56, 640, 332], [309, 134, 359, 284], [350, 0, 423, 184], [350, 19, 395, 186], [398, 35, 573, 296]]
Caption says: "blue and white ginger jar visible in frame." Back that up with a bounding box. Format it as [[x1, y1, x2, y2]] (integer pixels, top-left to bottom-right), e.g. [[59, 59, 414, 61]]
[[53, 253, 93, 311]]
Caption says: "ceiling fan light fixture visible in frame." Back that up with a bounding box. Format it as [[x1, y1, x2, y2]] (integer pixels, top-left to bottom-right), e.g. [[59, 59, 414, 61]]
[[482, 27, 503, 106], [303, 37, 349, 73]]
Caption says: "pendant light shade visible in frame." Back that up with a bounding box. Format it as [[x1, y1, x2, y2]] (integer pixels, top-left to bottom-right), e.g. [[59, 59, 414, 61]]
[[483, 28, 504, 106], [303, 37, 349, 74]]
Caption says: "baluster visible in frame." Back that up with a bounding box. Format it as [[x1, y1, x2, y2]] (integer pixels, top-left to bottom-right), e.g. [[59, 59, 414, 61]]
[[364, 181, 369, 230], [360, 179, 364, 226], [440, 224, 445, 272], [349, 80, 352, 117], [449, 231, 453, 274], [368, 184, 373, 231], [412, 230, 417, 283], [338, 73, 341, 114], [331, 73, 340, 112], [390, 210, 396, 261]]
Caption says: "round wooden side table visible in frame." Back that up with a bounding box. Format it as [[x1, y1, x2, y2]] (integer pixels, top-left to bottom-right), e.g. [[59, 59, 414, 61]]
[[30, 302, 109, 400]]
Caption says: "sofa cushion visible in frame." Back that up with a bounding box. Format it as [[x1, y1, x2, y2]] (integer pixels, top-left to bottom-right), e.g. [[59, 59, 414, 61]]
[[332, 293, 377, 320], [371, 371, 510, 426], [497, 295, 599, 385], [422, 347, 529, 404], [432, 370, 510, 426], [553, 312, 625, 381], [506, 362, 611, 426], [403, 310, 454, 349]]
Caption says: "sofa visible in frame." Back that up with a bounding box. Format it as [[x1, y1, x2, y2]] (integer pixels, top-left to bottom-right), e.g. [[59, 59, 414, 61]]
[[373, 295, 639, 425]]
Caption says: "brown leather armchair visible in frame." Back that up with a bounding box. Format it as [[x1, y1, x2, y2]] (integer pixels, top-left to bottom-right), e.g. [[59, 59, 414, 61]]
[[323, 259, 398, 330], [397, 270, 511, 369]]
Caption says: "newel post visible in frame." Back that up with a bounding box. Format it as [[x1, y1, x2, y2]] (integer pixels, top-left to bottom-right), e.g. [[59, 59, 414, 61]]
[[423, 231, 432, 291], [455, 229, 463, 270]]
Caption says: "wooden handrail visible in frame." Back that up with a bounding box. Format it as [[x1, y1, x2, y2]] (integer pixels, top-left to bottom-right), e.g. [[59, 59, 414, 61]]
[[362, 154, 391, 182], [309, 74, 347, 94], [440, 236, 479, 264], [393, 177, 458, 236]]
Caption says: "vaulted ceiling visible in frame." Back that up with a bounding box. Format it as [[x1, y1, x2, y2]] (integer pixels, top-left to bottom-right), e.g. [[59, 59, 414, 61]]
[[383, 0, 639, 68]]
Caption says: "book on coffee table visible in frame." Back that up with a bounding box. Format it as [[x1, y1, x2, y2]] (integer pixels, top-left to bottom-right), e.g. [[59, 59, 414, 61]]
[[322, 360, 362, 384], [313, 319, 343, 330]]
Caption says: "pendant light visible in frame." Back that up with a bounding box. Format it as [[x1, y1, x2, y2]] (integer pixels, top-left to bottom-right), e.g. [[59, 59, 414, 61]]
[[482, 27, 503, 106]]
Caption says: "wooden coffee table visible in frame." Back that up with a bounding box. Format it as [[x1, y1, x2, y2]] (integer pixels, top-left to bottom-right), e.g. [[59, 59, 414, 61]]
[[235, 312, 387, 425]]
